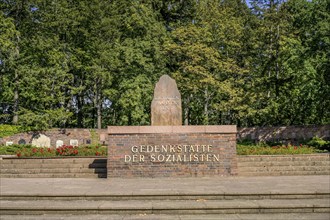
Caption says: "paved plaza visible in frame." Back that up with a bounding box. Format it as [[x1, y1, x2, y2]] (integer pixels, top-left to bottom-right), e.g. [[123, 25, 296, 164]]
[[1, 175, 329, 196], [1, 175, 329, 219]]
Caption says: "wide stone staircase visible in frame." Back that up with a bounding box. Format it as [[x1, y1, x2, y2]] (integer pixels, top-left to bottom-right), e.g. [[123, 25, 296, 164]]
[[0, 176, 329, 219], [1, 155, 330, 219], [1, 154, 329, 178], [0, 157, 107, 178], [1, 193, 329, 217], [238, 154, 330, 176]]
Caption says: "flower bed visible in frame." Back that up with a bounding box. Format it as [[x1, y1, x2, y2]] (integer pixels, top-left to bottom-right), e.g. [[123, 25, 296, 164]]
[[0, 144, 107, 157]]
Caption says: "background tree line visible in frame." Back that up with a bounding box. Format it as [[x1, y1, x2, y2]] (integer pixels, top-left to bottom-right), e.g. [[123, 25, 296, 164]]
[[0, 0, 329, 130]]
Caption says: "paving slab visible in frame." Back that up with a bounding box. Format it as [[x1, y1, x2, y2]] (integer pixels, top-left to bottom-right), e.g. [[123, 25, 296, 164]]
[[1, 176, 329, 196], [1, 176, 329, 219], [1, 213, 330, 220], [1, 198, 328, 210]]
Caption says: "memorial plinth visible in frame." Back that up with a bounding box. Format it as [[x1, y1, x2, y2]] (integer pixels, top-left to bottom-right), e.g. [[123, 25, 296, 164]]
[[108, 75, 237, 178], [107, 125, 237, 178]]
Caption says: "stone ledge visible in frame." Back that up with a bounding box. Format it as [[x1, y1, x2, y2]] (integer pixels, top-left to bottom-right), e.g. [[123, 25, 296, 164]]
[[238, 154, 330, 158], [108, 125, 237, 134], [0, 155, 18, 159]]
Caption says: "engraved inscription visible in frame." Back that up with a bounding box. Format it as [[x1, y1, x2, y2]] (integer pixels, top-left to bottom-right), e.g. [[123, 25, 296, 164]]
[[124, 144, 220, 163]]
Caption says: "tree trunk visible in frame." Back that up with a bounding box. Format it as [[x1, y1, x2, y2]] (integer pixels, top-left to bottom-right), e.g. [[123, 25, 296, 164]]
[[12, 43, 20, 124], [203, 88, 209, 125], [77, 94, 83, 128], [13, 70, 19, 124], [94, 78, 102, 129], [184, 94, 191, 125], [97, 102, 102, 129]]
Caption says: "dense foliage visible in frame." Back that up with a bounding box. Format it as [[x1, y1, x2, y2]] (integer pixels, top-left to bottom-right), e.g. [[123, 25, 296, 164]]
[[237, 143, 322, 155], [306, 136, 330, 152], [1, 0, 329, 129], [0, 124, 29, 137]]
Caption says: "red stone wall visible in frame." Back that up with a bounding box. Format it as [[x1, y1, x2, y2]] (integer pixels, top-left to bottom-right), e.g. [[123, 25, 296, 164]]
[[238, 125, 330, 143], [1, 125, 328, 147], [0, 128, 108, 147], [107, 126, 237, 178]]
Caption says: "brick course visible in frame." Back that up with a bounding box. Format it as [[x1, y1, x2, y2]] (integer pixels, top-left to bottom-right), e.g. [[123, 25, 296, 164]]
[[107, 125, 237, 178]]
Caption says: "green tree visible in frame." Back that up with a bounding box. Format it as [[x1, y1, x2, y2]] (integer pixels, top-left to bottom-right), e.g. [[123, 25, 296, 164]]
[[0, 10, 20, 124], [282, 0, 330, 124], [1, 0, 74, 130], [1, 0, 328, 129], [166, 0, 248, 125], [248, 0, 329, 125], [108, 0, 169, 125]]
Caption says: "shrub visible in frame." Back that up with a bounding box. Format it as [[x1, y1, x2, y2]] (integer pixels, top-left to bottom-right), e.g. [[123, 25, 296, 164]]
[[0, 125, 30, 138], [0, 144, 33, 155], [306, 136, 330, 152], [237, 139, 255, 146], [237, 144, 318, 155]]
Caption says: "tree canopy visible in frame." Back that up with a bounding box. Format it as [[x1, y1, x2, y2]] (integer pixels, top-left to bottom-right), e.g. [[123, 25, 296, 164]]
[[1, 0, 329, 130]]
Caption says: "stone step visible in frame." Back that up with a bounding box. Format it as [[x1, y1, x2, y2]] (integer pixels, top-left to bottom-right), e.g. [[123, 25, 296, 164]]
[[238, 154, 330, 162], [2, 155, 330, 178], [0, 158, 107, 179], [1, 176, 329, 217], [4, 161, 329, 169], [236, 154, 330, 176], [1, 198, 329, 215], [0, 163, 106, 169], [238, 166, 330, 172], [1, 213, 330, 220], [237, 161, 330, 167], [0, 158, 107, 164], [2, 192, 329, 201], [0, 173, 107, 178], [3, 161, 329, 169], [239, 171, 330, 176], [0, 168, 107, 174]]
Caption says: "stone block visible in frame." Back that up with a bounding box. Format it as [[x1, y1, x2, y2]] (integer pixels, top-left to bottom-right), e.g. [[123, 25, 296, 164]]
[[151, 75, 182, 126], [70, 139, 79, 147], [31, 134, 51, 147], [56, 140, 63, 148], [5, 142, 13, 146]]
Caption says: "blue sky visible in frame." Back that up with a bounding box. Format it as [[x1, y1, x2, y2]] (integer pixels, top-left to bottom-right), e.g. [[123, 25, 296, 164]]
[[245, 0, 252, 8]]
